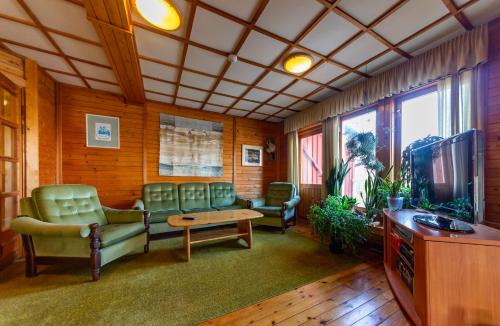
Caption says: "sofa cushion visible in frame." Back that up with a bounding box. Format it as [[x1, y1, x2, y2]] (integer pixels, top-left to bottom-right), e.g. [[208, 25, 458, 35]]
[[182, 207, 217, 213], [213, 205, 243, 211], [252, 206, 282, 217], [209, 182, 236, 207], [266, 182, 295, 207], [149, 210, 183, 223], [143, 183, 179, 211], [100, 222, 145, 248], [31, 185, 107, 225], [179, 183, 211, 211]]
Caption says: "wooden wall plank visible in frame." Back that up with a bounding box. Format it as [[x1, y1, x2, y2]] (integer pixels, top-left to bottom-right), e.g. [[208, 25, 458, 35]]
[[38, 68, 57, 185], [24, 59, 39, 195]]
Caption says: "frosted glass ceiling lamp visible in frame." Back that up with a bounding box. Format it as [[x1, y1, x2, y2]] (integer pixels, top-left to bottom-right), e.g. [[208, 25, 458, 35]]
[[135, 0, 181, 31], [283, 53, 313, 74]]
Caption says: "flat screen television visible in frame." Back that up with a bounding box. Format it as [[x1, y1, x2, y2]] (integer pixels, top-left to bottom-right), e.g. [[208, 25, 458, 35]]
[[410, 129, 484, 224]]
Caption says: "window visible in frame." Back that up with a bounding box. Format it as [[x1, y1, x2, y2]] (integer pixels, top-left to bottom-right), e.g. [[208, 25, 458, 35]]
[[341, 109, 377, 204], [300, 132, 322, 185]]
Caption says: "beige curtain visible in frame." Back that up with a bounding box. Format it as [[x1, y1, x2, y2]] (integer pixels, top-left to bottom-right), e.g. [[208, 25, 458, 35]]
[[321, 117, 339, 197], [284, 24, 488, 133], [287, 130, 300, 193], [437, 64, 486, 136]]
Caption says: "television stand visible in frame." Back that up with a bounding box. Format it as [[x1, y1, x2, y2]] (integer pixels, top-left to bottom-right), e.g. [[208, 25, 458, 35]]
[[383, 209, 500, 325]]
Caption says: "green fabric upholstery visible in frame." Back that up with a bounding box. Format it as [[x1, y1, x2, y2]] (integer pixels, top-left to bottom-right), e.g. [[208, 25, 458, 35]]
[[252, 206, 281, 217], [179, 183, 211, 211], [11, 217, 91, 238], [102, 207, 146, 224], [209, 182, 235, 207], [31, 185, 107, 225], [265, 182, 295, 206], [100, 223, 145, 248], [182, 207, 217, 213], [149, 210, 183, 224], [142, 183, 179, 211], [100, 233, 146, 266], [213, 205, 244, 211]]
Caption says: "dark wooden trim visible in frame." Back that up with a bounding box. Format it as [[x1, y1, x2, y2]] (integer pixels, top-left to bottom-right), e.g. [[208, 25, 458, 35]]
[[0, 70, 18, 95], [89, 223, 100, 281], [21, 234, 36, 277], [143, 210, 150, 253]]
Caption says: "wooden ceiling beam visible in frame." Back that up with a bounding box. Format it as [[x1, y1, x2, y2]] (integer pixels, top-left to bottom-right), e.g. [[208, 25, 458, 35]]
[[441, 0, 474, 30], [83, 0, 145, 103]]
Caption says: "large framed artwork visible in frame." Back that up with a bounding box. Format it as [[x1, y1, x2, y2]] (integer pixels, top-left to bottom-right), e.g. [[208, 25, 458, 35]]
[[242, 145, 263, 167], [159, 113, 224, 177], [86, 114, 120, 149]]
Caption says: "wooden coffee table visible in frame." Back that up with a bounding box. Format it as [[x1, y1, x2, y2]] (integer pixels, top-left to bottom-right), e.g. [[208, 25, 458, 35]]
[[167, 209, 263, 261]]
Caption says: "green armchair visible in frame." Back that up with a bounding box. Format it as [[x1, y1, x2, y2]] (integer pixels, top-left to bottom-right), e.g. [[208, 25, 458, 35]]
[[249, 182, 300, 233], [11, 185, 150, 281]]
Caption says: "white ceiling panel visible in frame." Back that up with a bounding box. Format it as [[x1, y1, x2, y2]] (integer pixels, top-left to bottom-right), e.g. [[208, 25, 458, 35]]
[[131, 0, 191, 37], [248, 112, 267, 120], [238, 31, 288, 65], [184, 45, 226, 75], [5, 44, 74, 73], [88, 80, 122, 95], [299, 12, 359, 56], [180, 70, 216, 90], [46, 71, 85, 87], [463, 0, 500, 26], [178, 86, 208, 102], [71, 60, 116, 83], [215, 80, 248, 97], [191, 7, 244, 52], [25, 0, 100, 42], [256, 0, 324, 41], [143, 77, 176, 95], [338, 0, 400, 25], [307, 88, 337, 102], [290, 100, 312, 111], [175, 98, 202, 109], [373, 0, 449, 44], [306, 62, 347, 84], [332, 33, 386, 68], [146, 92, 173, 104], [256, 105, 280, 115], [207, 93, 234, 106], [268, 94, 297, 107], [234, 99, 260, 111], [204, 104, 227, 113], [224, 61, 265, 84], [0, 18, 55, 52], [267, 116, 283, 122], [0, 0, 33, 21], [140, 59, 178, 82], [286, 80, 318, 98], [201, 0, 260, 21], [227, 109, 248, 117], [134, 27, 183, 65], [244, 88, 274, 102], [276, 109, 295, 118], [257, 71, 295, 91], [51, 34, 109, 65]]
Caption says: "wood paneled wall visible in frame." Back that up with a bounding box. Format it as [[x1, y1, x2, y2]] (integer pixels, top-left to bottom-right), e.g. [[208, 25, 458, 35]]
[[485, 18, 500, 227], [38, 68, 57, 185], [59, 85, 285, 208]]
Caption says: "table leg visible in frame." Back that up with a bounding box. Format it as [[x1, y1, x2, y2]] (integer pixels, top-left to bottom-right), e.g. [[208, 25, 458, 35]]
[[184, 227, 191, 261], [238, 219, 253, 249]]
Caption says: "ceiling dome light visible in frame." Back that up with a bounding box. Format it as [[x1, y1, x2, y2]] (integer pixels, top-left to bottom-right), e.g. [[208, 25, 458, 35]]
[[283, 53, 313, 74], [135, 0, 181, 31]]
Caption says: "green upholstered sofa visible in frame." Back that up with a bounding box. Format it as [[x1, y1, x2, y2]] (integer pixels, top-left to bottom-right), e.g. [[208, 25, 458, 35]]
[[10, 185, 149, 281], [134, 182, 248, 239], [249, 182, 300, 233]]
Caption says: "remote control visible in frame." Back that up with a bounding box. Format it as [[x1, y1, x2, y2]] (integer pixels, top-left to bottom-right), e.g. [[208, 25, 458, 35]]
[[182, 216, 196, 220]]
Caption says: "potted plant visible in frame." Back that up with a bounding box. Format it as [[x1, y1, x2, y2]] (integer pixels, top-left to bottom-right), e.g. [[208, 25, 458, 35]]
[[307, 195, 371, 253], [384, 177, 404, 211]]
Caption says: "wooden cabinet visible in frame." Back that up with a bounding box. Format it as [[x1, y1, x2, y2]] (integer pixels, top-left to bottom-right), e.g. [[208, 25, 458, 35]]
[[384, 209, 500, 326]]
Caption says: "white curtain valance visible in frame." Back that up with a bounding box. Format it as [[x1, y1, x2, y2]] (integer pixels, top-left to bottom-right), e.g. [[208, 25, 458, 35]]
[[284, 24, 489, 134]]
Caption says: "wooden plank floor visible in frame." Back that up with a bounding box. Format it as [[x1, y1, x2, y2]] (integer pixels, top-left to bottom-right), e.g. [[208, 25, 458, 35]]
[[200, 221, 411, 326]]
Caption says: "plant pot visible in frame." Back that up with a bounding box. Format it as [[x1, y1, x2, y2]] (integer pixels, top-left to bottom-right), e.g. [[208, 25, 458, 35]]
[[387, 196, 404, 211], [329, 236, 343, 254]]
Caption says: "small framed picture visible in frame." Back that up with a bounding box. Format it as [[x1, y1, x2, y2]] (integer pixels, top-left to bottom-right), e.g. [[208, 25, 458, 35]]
[[242, 145, 263, 167], [86, 114, 120, 149]]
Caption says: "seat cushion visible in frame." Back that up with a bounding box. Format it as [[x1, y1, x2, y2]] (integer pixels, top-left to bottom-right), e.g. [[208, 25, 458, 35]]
[[149, 210, 183, 223], [213, 205, 244, 211], [181, 208, 217, 213], [100, 222, 145, 248], [253, 206, 282, 217], [143, 183, 179, 211], [179, 183, 211, 211], [209, 182, 236, 207]]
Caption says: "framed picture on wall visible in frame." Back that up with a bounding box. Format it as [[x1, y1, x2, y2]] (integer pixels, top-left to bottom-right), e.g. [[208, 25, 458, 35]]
[[242, 145, 263, 167], [86, 114, 120, 149]]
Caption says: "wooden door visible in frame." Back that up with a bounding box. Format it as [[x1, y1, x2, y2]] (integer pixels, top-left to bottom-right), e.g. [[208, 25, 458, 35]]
[[298, 126, 323, 218], [0, 73, 20, 269]]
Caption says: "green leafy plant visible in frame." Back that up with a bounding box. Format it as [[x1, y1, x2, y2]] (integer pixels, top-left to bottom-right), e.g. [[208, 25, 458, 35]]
[[326, 159, 351, 197], [345, 132, 384, 173], [307, 195, 371, 253], [361, 171, 385, 220]]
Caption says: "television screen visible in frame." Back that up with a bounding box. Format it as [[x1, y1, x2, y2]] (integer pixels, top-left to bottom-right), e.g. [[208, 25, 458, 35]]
[[410, 130, 479, 224]]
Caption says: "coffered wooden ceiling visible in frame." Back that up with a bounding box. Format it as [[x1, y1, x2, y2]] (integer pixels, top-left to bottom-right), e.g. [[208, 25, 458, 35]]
[[0, 0, 499, 122]]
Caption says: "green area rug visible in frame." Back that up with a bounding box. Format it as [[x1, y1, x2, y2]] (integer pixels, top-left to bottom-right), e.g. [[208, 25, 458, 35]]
[[0, 229, 361, 326]]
